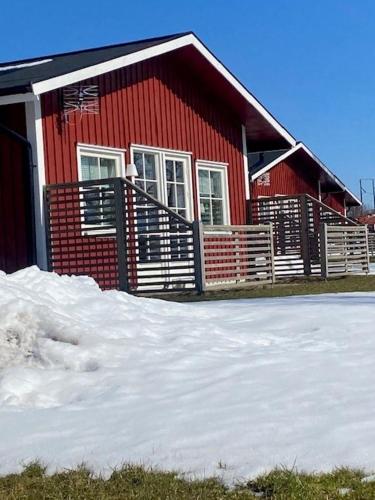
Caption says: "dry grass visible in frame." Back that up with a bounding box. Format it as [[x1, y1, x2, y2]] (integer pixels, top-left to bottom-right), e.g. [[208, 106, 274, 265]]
[[2, 463, 375, 499], [159, 275, 375, 303]]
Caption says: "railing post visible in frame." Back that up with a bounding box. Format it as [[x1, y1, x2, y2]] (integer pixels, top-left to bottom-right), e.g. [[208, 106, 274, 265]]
[[365, 225, 370, 274], [269, 222, 276, 284], [320, 223, 328, 279], [300, 194, 312, 276], [113, 178, 129, 293], [192, 220, 206, 294], [43, 186, 53, 272]]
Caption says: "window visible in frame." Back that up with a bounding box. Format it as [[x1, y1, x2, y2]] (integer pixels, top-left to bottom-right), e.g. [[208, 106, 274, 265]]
[[197, 163, 229, 225], [131, 146, 193, 263], [77, 145, 125, 228], [132, 147, 192, 218]]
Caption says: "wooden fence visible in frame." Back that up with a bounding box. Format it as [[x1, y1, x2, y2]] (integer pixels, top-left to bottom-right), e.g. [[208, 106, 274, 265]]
[[320, 224, 369, 278], [202, 224, 275, 288], [368, 232, 375, 257], [251, 194, 357, 278]]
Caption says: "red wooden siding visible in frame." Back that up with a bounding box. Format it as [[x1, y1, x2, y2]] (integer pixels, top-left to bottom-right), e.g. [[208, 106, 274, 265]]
[[251, 158, 319, 199], [41, 53, 246, 224], [0, 103, 33, 273], [322, 192, 345, 215], [251, 157, 346, 214]]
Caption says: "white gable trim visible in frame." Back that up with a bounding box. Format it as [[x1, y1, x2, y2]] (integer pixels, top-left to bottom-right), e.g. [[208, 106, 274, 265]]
[[31, 34, 295, 147], [250, 144, 303, 181], [251, 142, 361, 205], [0, 93, 36, 105]]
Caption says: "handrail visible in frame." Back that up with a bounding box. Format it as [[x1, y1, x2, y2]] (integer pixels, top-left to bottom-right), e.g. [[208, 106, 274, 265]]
[[251, 193, 358, 226], [45, 176, 194, 228], [304, 193, 358, 226]]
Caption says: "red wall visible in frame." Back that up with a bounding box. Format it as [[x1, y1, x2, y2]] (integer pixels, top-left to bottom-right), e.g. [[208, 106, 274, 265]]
[[322, 192, 345, 215], [251, 158, 319, 199], [0, 103, 33, 273], [251, 157, 346, 214], [41, 53, 246, 224]]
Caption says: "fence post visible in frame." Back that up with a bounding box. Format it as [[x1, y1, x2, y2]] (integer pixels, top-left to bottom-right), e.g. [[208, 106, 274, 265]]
[[269, 222, 276, 284], [43, 186, 53, 272], [365, 226, 370, 274], [300, 194, 312, 276], [320, 223, 328, 279], [113, 178, 129, 293], [192, 220, 206, 294]]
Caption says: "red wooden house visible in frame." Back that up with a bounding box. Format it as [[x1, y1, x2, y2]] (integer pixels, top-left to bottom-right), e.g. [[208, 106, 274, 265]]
[[248, 142, 360, 215], [0, 32, 361, 291]]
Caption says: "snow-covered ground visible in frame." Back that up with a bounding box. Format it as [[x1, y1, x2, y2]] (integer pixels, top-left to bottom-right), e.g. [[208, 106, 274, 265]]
[[1, 267, 375, 482]]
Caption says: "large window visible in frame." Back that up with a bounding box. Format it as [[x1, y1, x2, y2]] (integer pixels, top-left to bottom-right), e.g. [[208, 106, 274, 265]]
[[77, 145, 125, 228], [197, 163, 229, 225], [132, 147, 192, 218], [132, 146, 193, 262]]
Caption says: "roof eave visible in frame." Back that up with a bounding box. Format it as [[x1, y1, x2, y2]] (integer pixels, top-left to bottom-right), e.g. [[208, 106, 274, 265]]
[[28, 33, 295, 148], [250, 142, 361, 206]]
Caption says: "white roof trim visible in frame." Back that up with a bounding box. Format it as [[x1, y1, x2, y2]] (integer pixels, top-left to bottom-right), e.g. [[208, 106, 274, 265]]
[[31, 34, 296, 147], [0, 92, 36, 105], [251, 142, 361, 205]]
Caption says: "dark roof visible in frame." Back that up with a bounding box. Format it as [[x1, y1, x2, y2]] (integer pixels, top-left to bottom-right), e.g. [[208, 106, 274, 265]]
[[0, 32, 190, 96], [248, 149, 289, 177]]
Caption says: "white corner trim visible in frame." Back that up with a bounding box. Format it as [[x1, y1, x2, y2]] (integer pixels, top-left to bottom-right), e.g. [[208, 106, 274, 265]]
[[241, 125, 250, 200], [0, 93, 37, 105], [251, 142, 361, 206], [25, 97, 47, 270], [31, 34, 295, 147]]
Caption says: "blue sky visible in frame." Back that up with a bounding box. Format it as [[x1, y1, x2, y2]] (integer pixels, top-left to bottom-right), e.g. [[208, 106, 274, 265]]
[[1, 0, 374, 199]]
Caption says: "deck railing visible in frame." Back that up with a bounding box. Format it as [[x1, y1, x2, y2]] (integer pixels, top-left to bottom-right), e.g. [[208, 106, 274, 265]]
[[44, 177, 204, 293], [250, 194, 357, 278], [320, 224, 369, 277], [368, 232, 375, 257], [202, 224, 275, 287]]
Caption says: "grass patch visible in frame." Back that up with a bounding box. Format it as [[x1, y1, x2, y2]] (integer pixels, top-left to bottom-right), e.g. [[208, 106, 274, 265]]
[[2, 463, 375, 499], [158, 275, 375, 303]]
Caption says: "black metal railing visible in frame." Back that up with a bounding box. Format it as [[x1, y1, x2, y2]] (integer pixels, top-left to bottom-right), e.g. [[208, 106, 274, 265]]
[[44, 177, 204, 293]]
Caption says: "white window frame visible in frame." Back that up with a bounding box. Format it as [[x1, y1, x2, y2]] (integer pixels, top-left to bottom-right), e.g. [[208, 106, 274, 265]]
[[77, 143, 126, 180], [130, 144, 194, 221], [196, 160, 231, 226], [76, 144, 126, 235]]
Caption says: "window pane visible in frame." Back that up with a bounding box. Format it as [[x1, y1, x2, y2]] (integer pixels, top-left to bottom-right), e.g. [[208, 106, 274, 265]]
[[81, 155, 99, 180], [175, 161, 184, 182], [211, 171, 223, 198], [176, 184, 186, 208], [167, 183, 176, 207], [146, 181, 157, 198], [212, 199, 224, 224], [200, 199, 211, 225], [100, 158, 116, 178], [166, 160, 174, 181], [198, 170, 210, 196], [134, 152, 144, 179], [144, 154, 157, 180], [135, 179, 145, 191]]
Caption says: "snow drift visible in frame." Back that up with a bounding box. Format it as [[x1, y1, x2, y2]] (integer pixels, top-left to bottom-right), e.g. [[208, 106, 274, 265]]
[[1, 266, 375, 481]]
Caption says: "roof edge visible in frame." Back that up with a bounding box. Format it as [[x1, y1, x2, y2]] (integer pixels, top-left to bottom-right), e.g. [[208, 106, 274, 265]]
[[250, 142, 361, 206], [28, 33, 295, 147]]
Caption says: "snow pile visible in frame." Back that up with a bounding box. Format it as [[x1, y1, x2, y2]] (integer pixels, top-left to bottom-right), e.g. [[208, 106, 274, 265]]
[[1, 266, 375, 481]]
